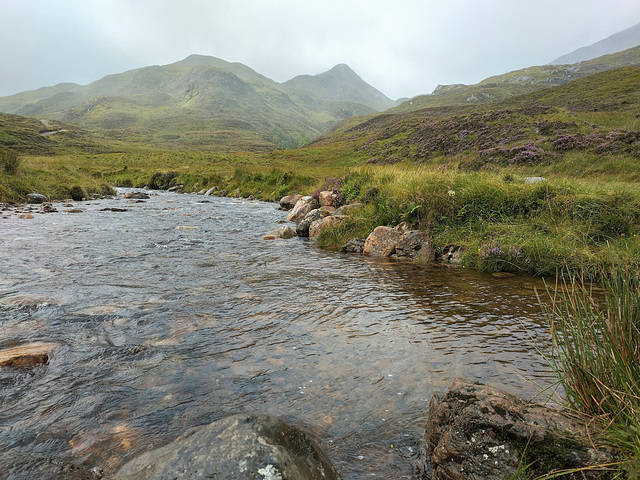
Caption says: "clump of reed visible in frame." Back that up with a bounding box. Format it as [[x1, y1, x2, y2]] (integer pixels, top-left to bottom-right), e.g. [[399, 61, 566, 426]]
[[543, 265, 640, 477]]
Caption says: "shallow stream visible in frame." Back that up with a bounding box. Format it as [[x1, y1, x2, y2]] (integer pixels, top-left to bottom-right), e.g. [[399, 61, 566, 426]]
[[0, 190, 558, 479]]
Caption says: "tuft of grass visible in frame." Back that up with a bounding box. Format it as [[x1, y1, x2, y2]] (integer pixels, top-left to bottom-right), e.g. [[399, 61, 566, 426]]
[[1, 149, 20, 174], [542, 265, 640, 477]]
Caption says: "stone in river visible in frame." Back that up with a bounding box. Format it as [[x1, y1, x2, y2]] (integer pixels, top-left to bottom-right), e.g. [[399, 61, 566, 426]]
[[0, 342, 59, 367], [112, 414, 341, 480], [26, 193, 48, 204]]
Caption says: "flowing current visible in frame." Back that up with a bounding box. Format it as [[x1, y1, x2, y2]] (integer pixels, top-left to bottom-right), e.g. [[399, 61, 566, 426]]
[[0, 190, 557, 479]]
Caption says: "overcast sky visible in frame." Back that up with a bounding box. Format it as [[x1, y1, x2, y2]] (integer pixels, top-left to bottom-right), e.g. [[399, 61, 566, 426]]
[[1, 0, 639, 100]]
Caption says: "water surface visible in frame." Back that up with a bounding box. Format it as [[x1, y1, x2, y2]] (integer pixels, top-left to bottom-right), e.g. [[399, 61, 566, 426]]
[[0, 190, 557, 479]]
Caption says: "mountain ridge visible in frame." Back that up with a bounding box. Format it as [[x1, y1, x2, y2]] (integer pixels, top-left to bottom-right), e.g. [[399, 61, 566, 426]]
[[0, 55, 394, 151], [550, 21, 640, 65]]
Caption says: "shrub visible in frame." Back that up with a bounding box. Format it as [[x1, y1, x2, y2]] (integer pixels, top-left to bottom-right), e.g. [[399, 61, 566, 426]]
[[68, 185, 86, 201], [1, 149, 20, 174]]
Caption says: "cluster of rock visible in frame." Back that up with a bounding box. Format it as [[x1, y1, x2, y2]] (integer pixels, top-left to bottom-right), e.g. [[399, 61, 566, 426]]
[[266, 192, 443, 264]]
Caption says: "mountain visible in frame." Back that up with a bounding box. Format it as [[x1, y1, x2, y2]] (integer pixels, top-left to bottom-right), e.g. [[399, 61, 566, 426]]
[[282, 64, 397, 112], [550, 22, 640, 65], [390, 45, 640, 114], [0, 55, 393, 151]]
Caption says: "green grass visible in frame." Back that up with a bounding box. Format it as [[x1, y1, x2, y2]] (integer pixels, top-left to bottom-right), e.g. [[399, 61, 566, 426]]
[[542, 266, 640, 478]]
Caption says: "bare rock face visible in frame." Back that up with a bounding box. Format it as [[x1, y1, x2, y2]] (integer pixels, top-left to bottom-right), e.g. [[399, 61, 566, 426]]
[[425, 378, 613, 480], [0, 342, 59, 367], [111, 414, 341, 480], [287, 197, 320, 224]]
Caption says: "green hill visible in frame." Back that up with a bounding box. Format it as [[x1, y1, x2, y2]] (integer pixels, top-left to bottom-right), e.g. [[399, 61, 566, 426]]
[[309, 64, 640, 169], [391, 45, 640, 113], [0, 55, 393, 151]]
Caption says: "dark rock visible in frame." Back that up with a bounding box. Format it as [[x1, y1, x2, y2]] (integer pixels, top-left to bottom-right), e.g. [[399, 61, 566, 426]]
[[100, 208, 128, 212], [341, 238, 366, 254], [26, 193, 48, 204], [41, 203, 58, 213], [112, 414, 341, 480], [279, 194, 303, 211], [425, 378, 613, 480], [394, 230, 435, 263], [296, 209, 331, 237]]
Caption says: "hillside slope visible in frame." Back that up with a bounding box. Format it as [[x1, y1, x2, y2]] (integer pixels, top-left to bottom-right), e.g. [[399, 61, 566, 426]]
[[391, 45, 640, 114]]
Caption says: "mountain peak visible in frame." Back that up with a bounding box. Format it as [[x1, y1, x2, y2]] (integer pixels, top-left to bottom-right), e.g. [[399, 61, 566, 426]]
[[283, 65, 396, 111]]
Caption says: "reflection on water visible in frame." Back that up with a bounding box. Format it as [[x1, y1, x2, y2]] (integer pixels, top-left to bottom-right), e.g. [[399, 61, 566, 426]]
[[0, 190, 557, 479]]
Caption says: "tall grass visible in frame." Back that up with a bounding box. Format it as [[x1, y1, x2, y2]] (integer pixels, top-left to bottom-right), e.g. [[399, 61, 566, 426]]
[[543, 266, 640, 477]]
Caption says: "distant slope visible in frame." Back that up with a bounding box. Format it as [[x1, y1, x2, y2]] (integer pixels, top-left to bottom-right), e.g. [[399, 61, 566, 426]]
[[550, 22, 640, 65], [0, 55, 392, 152], [282, 64, 398, 112], [310, 65, 640, 167], [391, 45, 640, 114], [0, 113, 110, 155]]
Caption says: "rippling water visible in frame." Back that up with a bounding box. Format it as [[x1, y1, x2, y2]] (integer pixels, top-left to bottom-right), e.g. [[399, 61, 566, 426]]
[[0, 190, 558, 479]]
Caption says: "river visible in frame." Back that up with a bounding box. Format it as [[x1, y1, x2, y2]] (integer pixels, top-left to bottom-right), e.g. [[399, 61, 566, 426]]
[[0, 190, 558, 479]]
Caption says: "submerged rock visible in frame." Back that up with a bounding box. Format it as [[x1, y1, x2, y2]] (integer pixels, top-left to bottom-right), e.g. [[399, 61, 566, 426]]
[[112, 414, 341, 480], [0, 342, 59, 368], [425, 378, 613, 480], [263, 226, 297, 240], [123, 191, 150, 200], [341, 238, 366, 254]]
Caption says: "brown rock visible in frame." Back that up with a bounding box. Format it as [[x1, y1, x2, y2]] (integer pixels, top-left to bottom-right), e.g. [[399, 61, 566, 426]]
[[363, 226, 401, 257], [425, 378, 613, 480], [0, 342, 59, 367], [262, 225, 297, 240], [18, 213, 35, 219]]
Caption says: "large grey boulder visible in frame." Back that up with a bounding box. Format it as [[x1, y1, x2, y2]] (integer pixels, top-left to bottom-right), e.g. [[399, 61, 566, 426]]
[[112, 414, 341, 480], [425, 378, 613, 480], [26, 193, 48, 204]]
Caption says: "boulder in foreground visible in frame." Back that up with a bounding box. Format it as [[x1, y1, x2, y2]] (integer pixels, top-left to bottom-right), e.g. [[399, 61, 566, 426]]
[[112, 413, 341, 480], [425, 378, 613, 480]]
